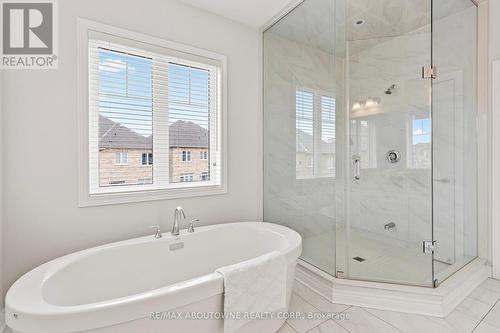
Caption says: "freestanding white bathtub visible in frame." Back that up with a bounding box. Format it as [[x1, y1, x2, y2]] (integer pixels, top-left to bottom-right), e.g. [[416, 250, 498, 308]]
[[6, 222, 301, 333]]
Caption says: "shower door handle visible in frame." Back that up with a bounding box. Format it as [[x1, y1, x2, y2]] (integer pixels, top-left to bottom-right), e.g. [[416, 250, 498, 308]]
[[353, 155, 361, 181]]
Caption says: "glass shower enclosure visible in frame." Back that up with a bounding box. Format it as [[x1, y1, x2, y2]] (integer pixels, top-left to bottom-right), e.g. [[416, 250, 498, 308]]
[[263, 0, 478, 287]]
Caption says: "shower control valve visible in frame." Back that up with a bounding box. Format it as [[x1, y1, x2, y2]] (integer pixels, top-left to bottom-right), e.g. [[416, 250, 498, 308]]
[[386, 150, 401, 163]]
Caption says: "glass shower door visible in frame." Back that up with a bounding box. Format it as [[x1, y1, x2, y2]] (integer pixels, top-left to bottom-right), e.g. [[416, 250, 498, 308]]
[[263, 0, 337, 275], [336, 0, 434, 286]]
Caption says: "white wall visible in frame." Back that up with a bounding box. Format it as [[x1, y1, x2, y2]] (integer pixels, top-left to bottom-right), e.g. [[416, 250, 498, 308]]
[[0, 60, 4, 308], [489, 0, 500, 277], [489, 1, 500, 61], [2, 0, 261, 294]]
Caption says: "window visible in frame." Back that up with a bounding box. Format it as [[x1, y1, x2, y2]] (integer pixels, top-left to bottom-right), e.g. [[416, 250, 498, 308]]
[[79, 20, 226, 206], [201, 172, 209, 181], [295, 89, 336, 179], [142, 153, 153, 166], [182, 151, 192, 162], [115, 152, 128, 165], [412, 118, 431, 144], [180, 174, 194, 182], [408, 117, 431, 168]]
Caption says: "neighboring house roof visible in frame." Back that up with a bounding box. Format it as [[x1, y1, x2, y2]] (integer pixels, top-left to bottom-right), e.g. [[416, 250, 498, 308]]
[[169, 120, 208, 148], [296, 129, 335, 154], [99, 116, 208, 149]]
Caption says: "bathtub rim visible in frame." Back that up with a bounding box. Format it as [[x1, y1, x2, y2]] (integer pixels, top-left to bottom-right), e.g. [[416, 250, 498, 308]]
[[5, 222, 301, 332]]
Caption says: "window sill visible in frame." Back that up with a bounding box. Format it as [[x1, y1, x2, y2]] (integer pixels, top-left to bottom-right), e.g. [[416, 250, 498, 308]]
[[79, 183, 226, 207]]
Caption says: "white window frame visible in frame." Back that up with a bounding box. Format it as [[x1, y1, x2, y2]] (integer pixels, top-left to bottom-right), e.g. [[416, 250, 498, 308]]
[[115, 152, 129, 165], [182, 150, 192, 162], [77, 19, 227, 207], [141, 152, 153, 166], [180, 174, 194, 182]]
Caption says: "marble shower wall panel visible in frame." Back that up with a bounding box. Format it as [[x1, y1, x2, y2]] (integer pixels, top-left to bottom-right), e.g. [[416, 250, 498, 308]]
[[347, 4, 477, 255], [263, 32, 336, 274], [347, 22, 432, 247]]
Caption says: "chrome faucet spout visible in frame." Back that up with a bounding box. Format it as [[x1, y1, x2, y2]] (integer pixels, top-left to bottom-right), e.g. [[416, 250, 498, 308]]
[[172, 206, 186, 236]]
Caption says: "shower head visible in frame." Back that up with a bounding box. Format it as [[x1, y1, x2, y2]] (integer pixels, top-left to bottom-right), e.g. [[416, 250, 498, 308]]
[[385, 84, 396, 95]]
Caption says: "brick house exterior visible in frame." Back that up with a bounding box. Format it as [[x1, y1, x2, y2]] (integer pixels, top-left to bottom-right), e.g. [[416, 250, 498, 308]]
[[99, 116, 209, 186], [296, 129, 335, 178]]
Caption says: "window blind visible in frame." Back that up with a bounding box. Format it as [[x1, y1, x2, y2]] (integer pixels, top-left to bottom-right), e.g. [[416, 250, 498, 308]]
[[88, 32, 221, 194], [296, 90, 315, 178], [295, 89, 336, 179], [320, 96, 336, 177]]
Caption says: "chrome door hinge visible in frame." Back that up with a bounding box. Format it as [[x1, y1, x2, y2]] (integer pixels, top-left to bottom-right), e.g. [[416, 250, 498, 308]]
[[423, 240, 436, 254], [422, 65, 436, 79]]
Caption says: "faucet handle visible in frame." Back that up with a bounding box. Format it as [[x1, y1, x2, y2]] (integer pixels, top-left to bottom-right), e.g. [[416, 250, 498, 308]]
[[147, 225, 162, 239], [188, 219, 199, 233]]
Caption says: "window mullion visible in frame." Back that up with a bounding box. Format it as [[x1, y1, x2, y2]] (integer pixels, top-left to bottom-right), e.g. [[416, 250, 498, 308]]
[[89, 40, 101, 193], [152, 56, 170, 187], [313, 94, 321, 177]]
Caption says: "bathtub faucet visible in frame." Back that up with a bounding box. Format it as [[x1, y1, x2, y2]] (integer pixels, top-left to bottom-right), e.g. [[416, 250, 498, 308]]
[[172, 206, 186, 236]]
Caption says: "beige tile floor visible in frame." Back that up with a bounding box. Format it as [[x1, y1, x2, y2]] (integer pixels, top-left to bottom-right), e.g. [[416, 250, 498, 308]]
[[281, 278, 500, 333]]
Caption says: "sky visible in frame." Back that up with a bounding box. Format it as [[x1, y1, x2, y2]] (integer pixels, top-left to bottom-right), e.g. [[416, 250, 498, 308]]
[[412, 118, 431, 144]]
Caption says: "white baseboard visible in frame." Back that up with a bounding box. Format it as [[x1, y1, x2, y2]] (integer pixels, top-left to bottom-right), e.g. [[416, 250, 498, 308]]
[[295, 258, 491, 317]]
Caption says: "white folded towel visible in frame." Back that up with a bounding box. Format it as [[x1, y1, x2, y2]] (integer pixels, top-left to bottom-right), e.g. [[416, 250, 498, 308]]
[[215, 251, 287, 333]]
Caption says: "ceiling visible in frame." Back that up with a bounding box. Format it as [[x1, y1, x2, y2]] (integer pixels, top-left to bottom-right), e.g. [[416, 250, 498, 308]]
[[266, 0, 475, 54], [178, 0, 295, 29]]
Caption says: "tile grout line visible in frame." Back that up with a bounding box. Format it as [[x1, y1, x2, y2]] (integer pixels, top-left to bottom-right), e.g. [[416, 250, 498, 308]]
[[468, 284, 500, 304], [358, 307, 406, 333], [302, 318, 330, 333], [361, 307, 409, 331], [364, 306, 455, 333], [283, 322, 298, 333], [333, 305, 354, 333], [289, 293, 328, 333], [471, 298, 500, 333], [292, 292, 354, 333]]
